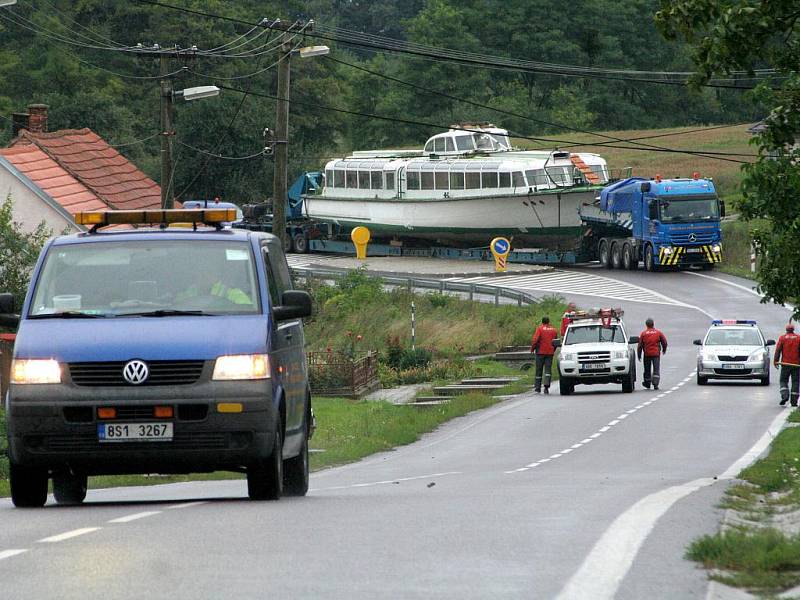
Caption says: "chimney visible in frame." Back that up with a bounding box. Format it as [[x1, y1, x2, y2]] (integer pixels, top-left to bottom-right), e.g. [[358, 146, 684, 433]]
[[27, 103, 48, 134], [11, 112, 29, 137]]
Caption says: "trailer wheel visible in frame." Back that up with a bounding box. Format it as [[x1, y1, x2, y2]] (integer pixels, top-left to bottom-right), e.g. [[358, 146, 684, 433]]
[[292, 232, 309, 254], [610, 242, 622, 269], [644, 244, 657, 272], [622, 243, 636, 270], [598, 239, 611, 268]]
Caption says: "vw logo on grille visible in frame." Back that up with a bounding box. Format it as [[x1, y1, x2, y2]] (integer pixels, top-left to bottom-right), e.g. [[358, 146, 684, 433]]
[[123, 360, 149, 385], [688, 233, 697, 242]]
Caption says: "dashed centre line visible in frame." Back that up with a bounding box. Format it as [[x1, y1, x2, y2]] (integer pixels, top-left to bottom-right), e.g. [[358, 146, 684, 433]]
[[506, 369, 697, 474], [108, 511, 161, 524], [38, 527, 101, 543], [0, 549, 27, 561]]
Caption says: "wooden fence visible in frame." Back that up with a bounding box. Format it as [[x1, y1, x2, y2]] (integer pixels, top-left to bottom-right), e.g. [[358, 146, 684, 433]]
[[307, 350, 379, 398]]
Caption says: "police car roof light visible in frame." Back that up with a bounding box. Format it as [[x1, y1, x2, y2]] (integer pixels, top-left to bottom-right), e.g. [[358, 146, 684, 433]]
[[712, 319, 757, 326], [73, 209, 239, 231]]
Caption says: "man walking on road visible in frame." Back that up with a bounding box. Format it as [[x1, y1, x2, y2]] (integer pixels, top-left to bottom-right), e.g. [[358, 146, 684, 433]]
[[531, 316, 558, 394], [775, 323, 800, 406], [638, 318, 668, 390]]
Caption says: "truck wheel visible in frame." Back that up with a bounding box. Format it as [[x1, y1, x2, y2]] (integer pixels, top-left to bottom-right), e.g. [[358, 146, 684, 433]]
[[559, 378, 574, 396], [599, 240, 611, 268], [610, 243, 622, 269], [623, 244, 637, 270], [292, 232, 309, 254], [283, 412, 310, 497], [10, 463, 48, 508], [644, 245, 657, 272], [247, 426, 283, 501], [53, 472, 88, 505]]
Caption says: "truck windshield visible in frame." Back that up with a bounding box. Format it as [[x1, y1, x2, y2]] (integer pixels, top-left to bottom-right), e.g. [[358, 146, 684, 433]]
[[657, 195, 720, 223], [565, 324, 625, 344], [29, 240, 260, 317]]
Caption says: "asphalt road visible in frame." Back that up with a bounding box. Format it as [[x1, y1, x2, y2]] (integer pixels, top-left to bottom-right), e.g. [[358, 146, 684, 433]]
[[0, 266, 792, 599]]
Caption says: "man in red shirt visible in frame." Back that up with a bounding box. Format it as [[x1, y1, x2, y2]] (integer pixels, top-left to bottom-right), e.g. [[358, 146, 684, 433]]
[[637, 318, 668, 390], [561, 302, 577, 337], [531, 316, 558, 394], [775, 323, 800, 406]]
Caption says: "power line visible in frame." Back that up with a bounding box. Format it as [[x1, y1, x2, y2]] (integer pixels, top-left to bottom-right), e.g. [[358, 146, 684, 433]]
[[215, 83, 753, 164], [176, 139, 267, 160], [108, 132, 162, 148]]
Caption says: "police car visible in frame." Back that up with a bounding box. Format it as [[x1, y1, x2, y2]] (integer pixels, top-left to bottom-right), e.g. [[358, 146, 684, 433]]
[[694, 320, 775, 385], [0, 209, 313, 507]]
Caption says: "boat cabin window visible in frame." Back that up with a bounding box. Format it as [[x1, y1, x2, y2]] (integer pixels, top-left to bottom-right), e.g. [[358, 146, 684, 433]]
[[421, 171, 435, 190], [346, 170, 358, 188], [358, 171, 370, 189], [450, 172, 465, 189], [512, 172, 525, 187], [499, 172, 511, 187], [526, 169, 549, 187], [407, 171, 420, 190], [546, 166, 572, 186], [475, 133, 495, 151], [325, 169, 334, 186], [465, 172, 481, 189], [456, 136, 474, 151], [446, 138, 455, 152], [482, 171, 498, 188], [434, 138, 446, 153], [334, 170, 345, 187], [385, 172, 395, 190], [371, 171, 382, 189], [435, 172, 448, 189], [424, 141, 434, 153]]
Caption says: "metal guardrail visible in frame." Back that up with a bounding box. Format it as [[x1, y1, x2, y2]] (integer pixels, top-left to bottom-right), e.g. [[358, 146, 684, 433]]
[[291, 266, 540, 307]]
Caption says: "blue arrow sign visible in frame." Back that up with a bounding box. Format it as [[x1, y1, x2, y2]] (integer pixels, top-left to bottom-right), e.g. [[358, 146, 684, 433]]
[[493, 238, 509, 254]]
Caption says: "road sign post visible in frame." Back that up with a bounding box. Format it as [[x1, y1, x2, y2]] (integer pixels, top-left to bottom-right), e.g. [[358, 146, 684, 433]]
[[490, 237, 511, 272]]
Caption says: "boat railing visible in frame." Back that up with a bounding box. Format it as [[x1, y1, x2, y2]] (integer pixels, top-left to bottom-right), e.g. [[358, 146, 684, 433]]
[[608, 167, 633, 183]]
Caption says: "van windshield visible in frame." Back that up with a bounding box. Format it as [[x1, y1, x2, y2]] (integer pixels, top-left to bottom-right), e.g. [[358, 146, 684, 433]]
[[565, 324, 625, 344], [29, 240, 260, 317]]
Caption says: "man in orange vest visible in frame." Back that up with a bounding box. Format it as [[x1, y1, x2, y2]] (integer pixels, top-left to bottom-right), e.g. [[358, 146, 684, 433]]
[[775, 323, 800, 406], [531, 316, 558, 394], [637, 318, 668, 390]]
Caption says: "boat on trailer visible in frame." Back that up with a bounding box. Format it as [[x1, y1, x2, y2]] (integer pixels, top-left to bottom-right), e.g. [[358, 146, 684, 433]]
[[303, 125, 627, 247]]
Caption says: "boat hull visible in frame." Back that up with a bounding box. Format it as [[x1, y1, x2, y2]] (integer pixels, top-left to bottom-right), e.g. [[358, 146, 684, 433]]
[[303, 188, 599, 247]]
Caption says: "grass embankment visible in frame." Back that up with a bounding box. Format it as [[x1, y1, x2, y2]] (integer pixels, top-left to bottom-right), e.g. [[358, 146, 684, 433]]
[[687, 411, 800, 594]]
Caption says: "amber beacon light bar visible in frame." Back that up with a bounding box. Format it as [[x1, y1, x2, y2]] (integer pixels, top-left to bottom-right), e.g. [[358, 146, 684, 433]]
[[73, 209, 239, 229]]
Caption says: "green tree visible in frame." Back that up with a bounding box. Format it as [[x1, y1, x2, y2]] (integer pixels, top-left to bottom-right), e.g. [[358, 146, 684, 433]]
[[656, 1, 800, 315], [0, 196, 50, 311]]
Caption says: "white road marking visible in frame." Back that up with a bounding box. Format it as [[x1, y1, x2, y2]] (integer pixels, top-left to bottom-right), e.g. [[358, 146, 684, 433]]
[[549, 453, 563, 459], [166, 501, 207, 510], [618, 414, 629, 420], [589, 433, 603, 439], [556, 407, 790, 600], [108, 511, 161, 524], [581, 437, 595, 443], [607, 420, 620, 426], [38, 527, 101, 543], [0, 549, 27, 561], [312, 471, 461, 492], [598, 427, 610, 433], [561, 448, 574, 454], [571, 443, 583, 449]]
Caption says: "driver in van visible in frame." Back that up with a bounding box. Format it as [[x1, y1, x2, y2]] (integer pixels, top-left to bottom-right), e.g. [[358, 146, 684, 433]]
[[175, 262, 252, 306]]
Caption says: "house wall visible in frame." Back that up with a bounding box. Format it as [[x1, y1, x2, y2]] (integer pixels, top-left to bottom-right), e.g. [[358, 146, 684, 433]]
[[0, 171, 76, 235]]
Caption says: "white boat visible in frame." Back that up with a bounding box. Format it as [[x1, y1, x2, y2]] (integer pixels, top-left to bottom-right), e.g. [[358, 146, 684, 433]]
[[303, 125, 625, 247]]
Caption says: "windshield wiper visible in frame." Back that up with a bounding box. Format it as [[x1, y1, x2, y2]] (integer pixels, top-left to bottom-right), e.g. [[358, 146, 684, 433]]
[[121, 310, 214, 317], [30, 311, 109, 319]]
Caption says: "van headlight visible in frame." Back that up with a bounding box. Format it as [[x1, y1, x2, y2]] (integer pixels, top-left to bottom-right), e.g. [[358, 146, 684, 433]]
[[11, 359, 62, 384], [213, 354, 270, 380]]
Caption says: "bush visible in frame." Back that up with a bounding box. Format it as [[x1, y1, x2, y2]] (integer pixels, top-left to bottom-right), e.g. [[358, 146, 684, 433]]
[[0, 195, 50, 311], [383, 335, 432, 370]]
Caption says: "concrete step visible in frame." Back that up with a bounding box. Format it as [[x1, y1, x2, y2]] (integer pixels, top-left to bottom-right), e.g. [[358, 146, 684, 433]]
[[410, 398, 451, 406], [460, 377, 519, 386], [433, 384, 507, 396]]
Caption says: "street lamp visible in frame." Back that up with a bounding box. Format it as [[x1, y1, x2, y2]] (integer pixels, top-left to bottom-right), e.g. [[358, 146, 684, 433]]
[[272, 44, 330, 249], [161, 85, 221, 209]]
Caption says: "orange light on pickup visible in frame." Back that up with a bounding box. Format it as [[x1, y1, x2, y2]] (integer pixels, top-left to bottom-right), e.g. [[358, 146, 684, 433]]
[[154, 406, 174, 418], [97, 407, 117, 419]]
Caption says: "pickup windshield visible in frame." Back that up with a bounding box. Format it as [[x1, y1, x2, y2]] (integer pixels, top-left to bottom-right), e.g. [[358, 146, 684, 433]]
[[29, 240, 260, 317], [565, 324, 625, 344], [657, 194, 720, 223]]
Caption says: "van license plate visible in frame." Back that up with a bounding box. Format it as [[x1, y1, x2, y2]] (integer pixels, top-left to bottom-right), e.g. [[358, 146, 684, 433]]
[[98, 423, 173, 442], [722, 363, 746, 370], [581, 363, 606, 370]]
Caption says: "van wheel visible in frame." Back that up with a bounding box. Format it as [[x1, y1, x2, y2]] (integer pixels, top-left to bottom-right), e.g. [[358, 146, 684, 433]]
[[610, 243, 622, 269], [283, 417, 310, 497], [598, 240, 611, 268], [559, 378, 574, 396], [292, 232, 309, 254], [10, 463, 48, 508], [247, 426, 283, 501], [53, 472, 87, 505]]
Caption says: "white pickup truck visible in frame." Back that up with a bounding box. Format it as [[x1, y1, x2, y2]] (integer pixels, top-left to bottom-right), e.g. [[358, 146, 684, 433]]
[[557, 311, 639, 395]]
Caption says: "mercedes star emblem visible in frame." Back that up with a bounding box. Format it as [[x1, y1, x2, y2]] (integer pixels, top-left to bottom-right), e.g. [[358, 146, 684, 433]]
[[123, 360, 149, 385], [688, 233, 697, 242]]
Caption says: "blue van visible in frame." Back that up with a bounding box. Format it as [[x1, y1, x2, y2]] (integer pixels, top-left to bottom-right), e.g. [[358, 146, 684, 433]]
[[0, 209, 313, 507]]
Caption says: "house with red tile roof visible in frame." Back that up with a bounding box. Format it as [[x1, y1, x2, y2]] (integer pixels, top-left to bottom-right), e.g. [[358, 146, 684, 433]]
[[0, 104, 161, 233]]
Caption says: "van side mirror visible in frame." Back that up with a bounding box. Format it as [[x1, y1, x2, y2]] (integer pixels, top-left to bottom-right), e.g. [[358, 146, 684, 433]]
[[766, 339, 776, 346], [0, 293, 20, 328], [693, 339, 702, 345], [273, 290, 312, 321], [628, 336, 639, 344]]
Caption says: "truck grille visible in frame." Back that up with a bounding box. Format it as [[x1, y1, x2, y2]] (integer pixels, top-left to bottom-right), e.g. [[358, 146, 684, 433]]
[[670, 232, 716, 244], [717, 355, 748, 362], [578, 351, 611, 363], [69, 361, 205, 387]]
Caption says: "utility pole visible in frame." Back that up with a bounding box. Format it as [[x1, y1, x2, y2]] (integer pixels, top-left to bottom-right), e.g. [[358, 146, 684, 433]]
[[160, 54, 175, 209], [272, 33, 291, 248]]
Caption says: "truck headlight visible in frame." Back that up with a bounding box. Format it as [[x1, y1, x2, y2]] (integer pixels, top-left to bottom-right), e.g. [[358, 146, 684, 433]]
[[613, 350, 626, 359], [213, 354, 270, 380], [662, 247, 673, 255], [711, 244, 721, 253], [560, 352, 576, 362], [11, 359, 62, 384]]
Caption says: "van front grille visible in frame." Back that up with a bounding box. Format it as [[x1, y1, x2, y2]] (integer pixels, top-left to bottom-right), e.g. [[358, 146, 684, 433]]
[[69, 361, 205, 387]]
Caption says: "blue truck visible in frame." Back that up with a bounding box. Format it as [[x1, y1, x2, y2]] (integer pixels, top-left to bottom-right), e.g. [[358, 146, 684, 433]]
[[578, 175, 724, 271]]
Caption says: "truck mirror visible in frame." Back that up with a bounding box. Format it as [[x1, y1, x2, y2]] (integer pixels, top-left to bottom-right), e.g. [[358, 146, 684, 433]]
[[273, 290, 312, 321], [628, 336, 639, 344], [692, 339, 702, 345], [719, 200, 726, 218], [766, 339, 776, 346]]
